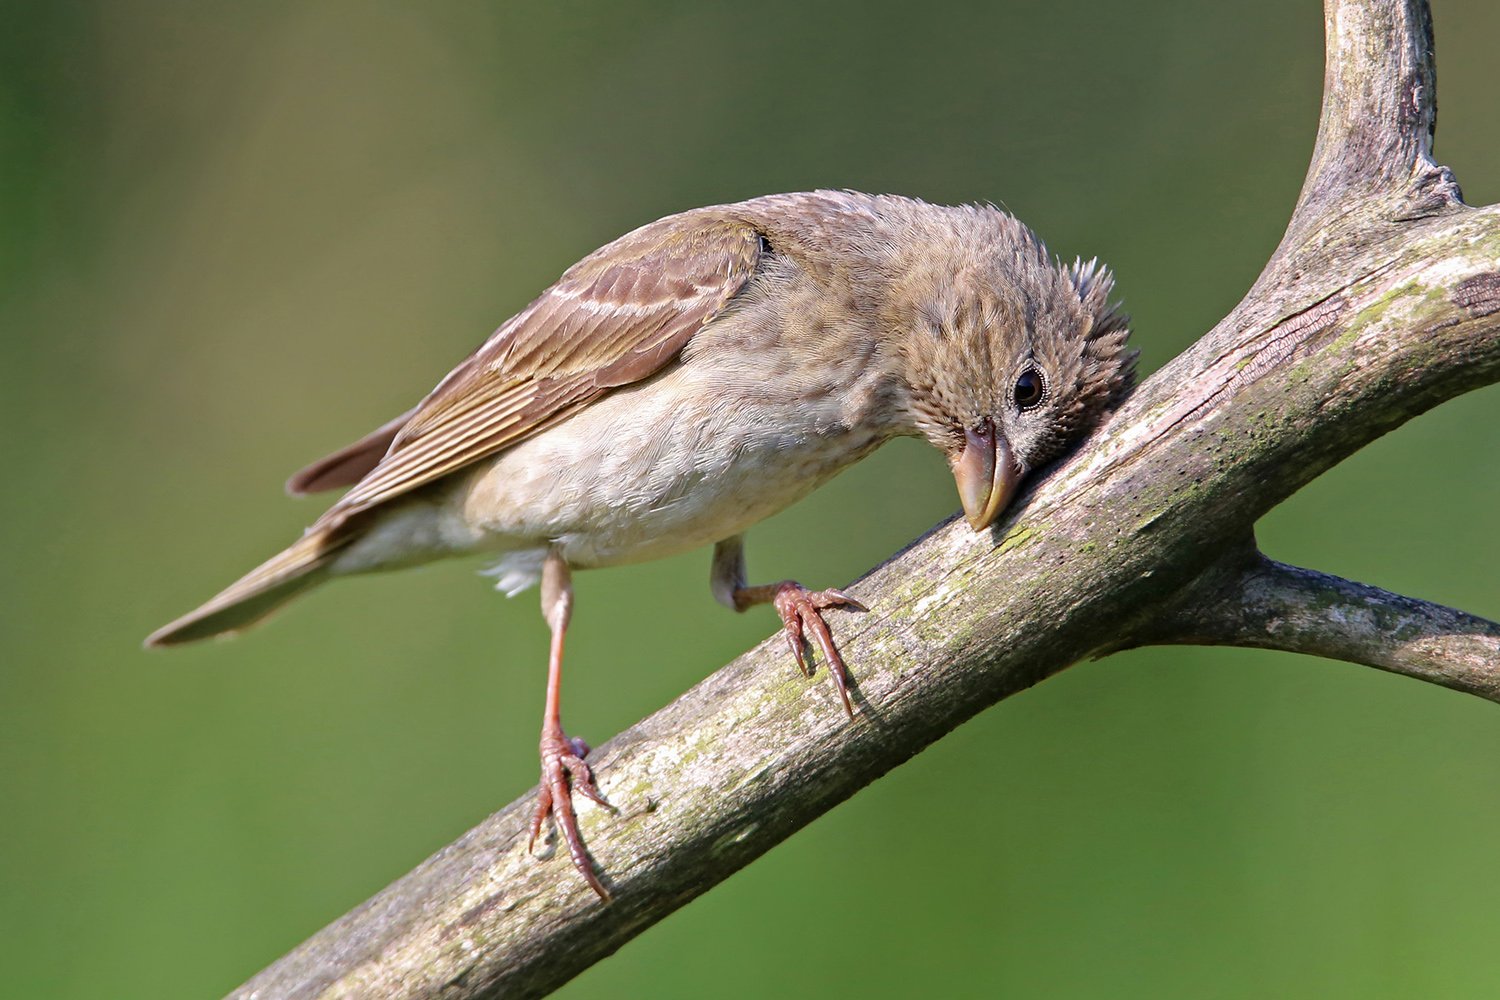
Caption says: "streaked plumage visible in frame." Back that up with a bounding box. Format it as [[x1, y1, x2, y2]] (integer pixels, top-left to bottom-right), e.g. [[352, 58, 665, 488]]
[[147, 190, 1135, 897]]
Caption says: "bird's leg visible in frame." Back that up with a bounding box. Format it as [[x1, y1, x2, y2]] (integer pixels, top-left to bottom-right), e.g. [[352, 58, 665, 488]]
[[710, 535, 866, 718], [528, 547, 612, 900]]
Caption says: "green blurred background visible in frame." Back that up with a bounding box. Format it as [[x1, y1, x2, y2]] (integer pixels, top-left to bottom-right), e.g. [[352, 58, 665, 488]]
[[4, 1, 1499, 997]]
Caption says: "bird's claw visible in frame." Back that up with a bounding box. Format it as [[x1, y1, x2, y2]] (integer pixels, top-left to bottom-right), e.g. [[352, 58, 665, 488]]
[[530, 727, 613, 900], [770, 582, 865, 717]]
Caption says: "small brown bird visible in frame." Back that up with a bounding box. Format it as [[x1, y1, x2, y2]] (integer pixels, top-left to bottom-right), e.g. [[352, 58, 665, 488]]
[[147, 191, 1134, 898]]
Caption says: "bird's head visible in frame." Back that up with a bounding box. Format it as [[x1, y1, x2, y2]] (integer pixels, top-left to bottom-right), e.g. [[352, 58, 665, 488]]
[[889, 210, 1136, 531]]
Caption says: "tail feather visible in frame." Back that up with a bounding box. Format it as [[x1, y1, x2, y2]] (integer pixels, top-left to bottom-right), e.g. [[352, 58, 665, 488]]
[[145, 529, 351, 647]]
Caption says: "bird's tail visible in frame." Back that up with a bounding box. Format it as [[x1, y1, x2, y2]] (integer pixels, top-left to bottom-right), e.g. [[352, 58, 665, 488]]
[[145, 526, 353, 647]]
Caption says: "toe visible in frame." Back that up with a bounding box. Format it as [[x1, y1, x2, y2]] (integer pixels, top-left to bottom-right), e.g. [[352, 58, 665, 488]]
[[562, 754, 611, 809], [800, 605, 854, 717], [763, 581, 862, 716], [534, 735, 614, 900], [528, 785, 553, 852], [815, 587, 867, 612]]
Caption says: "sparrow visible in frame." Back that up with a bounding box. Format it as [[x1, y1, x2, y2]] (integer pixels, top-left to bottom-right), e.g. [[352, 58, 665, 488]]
[[146, 191, 1135, 898]]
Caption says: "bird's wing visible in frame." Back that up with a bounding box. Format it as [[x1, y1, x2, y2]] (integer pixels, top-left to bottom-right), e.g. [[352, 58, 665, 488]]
[[321, 214, 764, 523], [286, 408, 416, 496]]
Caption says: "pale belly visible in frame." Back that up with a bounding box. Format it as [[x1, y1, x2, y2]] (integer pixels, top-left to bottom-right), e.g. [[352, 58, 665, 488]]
[[330, 346, 896, 592]]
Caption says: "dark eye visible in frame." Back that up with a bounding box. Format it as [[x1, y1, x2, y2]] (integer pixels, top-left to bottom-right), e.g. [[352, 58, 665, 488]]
[[1013, 369, 1045, 410]]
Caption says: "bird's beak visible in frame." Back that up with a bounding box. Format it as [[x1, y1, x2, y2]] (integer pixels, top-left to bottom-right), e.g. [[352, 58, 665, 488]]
[[950, 420, 1020, 532]]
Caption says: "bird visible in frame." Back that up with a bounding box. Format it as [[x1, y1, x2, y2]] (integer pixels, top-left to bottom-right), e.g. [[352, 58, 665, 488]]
[[145, 190, 1136, 899]]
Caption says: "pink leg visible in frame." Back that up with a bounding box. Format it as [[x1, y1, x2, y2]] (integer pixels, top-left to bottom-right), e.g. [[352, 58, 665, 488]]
[[527, 550, 612, 900]]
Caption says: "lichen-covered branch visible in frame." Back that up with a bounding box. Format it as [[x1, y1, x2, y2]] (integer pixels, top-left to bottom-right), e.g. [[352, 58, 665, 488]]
[[229, 1, 1500, 998], [1289, 0, 1459, 232], [1147, 549, 1500, 700]]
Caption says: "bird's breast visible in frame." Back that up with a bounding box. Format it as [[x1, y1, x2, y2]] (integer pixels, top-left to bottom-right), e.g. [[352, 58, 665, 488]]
[[449, 335, 895, 570]]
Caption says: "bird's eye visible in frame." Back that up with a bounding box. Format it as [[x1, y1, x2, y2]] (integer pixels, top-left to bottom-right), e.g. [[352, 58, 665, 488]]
[[1013, 368, 1046, 410]]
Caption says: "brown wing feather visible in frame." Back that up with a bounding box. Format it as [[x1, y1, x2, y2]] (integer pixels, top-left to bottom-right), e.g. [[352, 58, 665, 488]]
[[319, 214, 762, 524], [285, 408, 416, 496]]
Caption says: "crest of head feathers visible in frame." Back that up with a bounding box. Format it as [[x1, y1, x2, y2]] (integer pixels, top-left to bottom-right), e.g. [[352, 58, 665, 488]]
[[1058, 255, 1137, 430]]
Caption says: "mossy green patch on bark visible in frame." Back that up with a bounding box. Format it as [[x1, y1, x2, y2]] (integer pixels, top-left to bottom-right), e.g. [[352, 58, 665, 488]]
[[996, 525, 1038, 554]]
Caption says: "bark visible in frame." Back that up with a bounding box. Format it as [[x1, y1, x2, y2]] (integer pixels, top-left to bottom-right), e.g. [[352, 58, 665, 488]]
[[230, 1, 1500, 997]]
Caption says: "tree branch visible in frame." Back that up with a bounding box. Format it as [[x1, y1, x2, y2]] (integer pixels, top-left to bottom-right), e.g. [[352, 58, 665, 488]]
[[229, 1, 1500, 997], [1292, 0, 1458, 227], [1145, 548, 1500, 700]]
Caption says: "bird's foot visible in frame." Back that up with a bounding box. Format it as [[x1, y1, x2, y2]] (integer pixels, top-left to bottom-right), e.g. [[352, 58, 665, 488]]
[[529, 726, 613, 900], [767, 582, 867, 717]]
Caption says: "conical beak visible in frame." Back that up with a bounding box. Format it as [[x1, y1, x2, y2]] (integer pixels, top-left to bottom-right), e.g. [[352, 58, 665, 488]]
[[950, 420, 1020, 532]]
